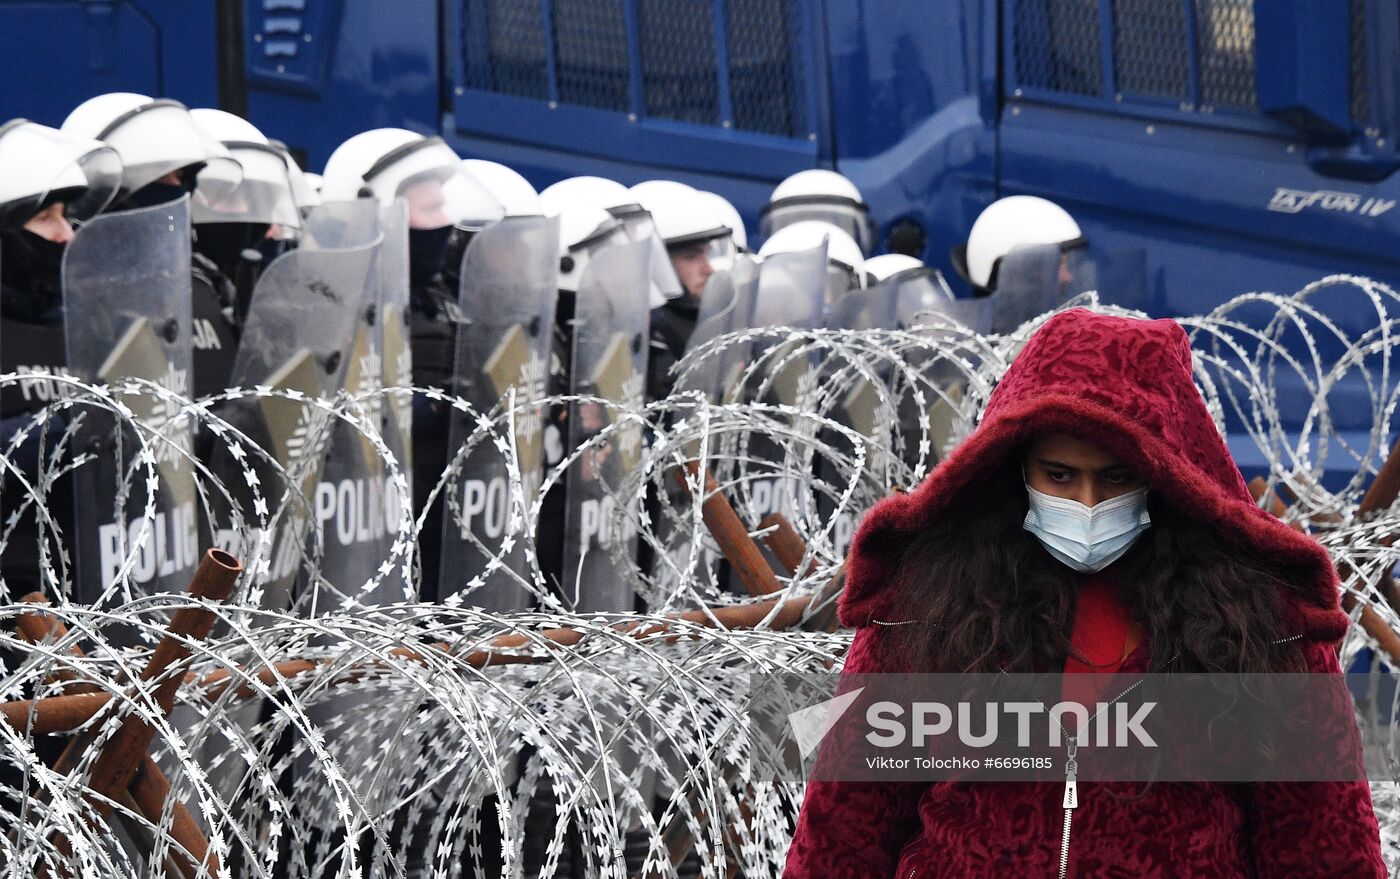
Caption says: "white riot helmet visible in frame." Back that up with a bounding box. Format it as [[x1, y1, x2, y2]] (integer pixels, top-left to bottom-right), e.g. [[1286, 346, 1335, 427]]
[[962, 195, 1084, 292], [865, 253, 927, 283], [630, 179, 737, 274], [761, 169, 873, 256], [321, 128, 502, 229], [699, 190, 748, 252], [0, 120, 122, 230], [188, 109, 301, 234], [759, 219, 867, 296], [539, 188, 629, 293], [541, 176, 639, 218], [543, 176, 682, 305], [61, 93, 242, 206], [462, 159, 541, 217]]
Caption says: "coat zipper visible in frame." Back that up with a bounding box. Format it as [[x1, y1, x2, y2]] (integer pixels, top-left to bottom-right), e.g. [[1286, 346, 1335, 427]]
[[1048, 633, 1302, 878]]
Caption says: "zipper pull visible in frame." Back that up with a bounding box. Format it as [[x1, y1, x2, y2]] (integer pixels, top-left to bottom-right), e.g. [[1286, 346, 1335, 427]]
[[1063, 736, 1078, 810]]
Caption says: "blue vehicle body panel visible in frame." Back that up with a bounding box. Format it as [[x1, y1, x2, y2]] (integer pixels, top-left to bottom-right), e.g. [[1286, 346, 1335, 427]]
[[0, 0, 218, 125], [242, 0, 439, 169]]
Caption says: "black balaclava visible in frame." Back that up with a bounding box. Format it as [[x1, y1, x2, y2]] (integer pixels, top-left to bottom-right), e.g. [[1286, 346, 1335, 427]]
[[0, 228, 66, 320], [118, 166, 198, 211], [408, 225, 453, 294], [194, 222, 272, 278]]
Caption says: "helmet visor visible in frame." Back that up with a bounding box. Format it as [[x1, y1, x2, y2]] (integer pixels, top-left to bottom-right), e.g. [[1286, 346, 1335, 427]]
[[367, 139, 503, 229], [102, 101, 243, 201], [0, 122, 123, 225], [705, 233, 738, 274], [192, 143, 300, 231], [761, 198, 875, 255], [617, 210, 684, 303]]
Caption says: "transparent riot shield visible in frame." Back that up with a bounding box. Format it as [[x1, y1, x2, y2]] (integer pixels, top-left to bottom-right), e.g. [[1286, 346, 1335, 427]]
[[562, 239, 651, 612], [209, 200, 381, 612], [751, 243, 828, 339], [62, 196, 198, 603], [674, 255, 760, 403], [697, 245, 828, 592], [311, 205, 394, 611], [988, 243, 1150, 333], [438, 215, 560, 609], [375, 199, 415, 599], [829, 266, 958, 332], [986, 243, 1071, 334], [1065, 247, 1151, 312]]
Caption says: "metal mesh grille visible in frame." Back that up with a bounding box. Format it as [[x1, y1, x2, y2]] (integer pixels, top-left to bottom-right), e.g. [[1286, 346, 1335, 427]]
[[639, 0, 719, 125], [463, 0, 550, 98], [1196, 0, 1257, 109], [727, 0, 805, 136], [1113, 0, 1190, 100], [553, 0, 631, 111], [1350, 0, 1370, 124], [458, 0, 809, 138], [1012, 0, 1103, 97]]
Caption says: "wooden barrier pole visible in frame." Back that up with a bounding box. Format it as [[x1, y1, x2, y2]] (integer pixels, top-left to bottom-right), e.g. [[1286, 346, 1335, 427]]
[[756, 513, 813, 577], [1249, 457, 1400, 665], [672, 462, 784, 597], [43, 549, 239, 875], [14, 598, 218, 878]]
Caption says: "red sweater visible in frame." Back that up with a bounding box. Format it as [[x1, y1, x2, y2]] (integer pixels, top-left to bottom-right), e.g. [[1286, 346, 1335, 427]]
[[782, 310, 1385, 878]]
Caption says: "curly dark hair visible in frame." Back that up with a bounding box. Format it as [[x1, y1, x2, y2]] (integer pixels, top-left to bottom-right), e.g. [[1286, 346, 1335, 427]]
[[888, 449, 1309, 675]]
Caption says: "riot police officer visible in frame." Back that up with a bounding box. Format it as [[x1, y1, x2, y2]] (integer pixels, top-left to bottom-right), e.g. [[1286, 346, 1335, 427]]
[[61, 93, 242, 212], [322, 130, 503, 598], [0, 120, 122, 595], [187, 108, 304, 397], [629, 179, 738, 401], [760, 168, 875, 255], [953, 194, 1085, 297]]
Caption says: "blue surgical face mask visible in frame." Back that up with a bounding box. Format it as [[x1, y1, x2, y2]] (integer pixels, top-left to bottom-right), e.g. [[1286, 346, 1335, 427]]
[[1023, 482, 1151, 574]]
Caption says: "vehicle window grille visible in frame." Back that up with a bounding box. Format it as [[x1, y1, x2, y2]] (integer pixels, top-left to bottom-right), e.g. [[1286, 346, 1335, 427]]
[[1012, 0, 1103, 97], [1195, 0, 1257, 110], [1349, 0, 1370, 124], [1113, 0, 1190, 101], [727, 0, 806, 137], [552, 0, 631, 111], [458, 0, 810, 140], [639, 0, 719, 125], [465, 0, 549, 99]]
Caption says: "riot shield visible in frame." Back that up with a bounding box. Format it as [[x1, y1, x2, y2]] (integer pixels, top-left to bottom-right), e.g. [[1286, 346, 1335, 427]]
[[703, 245, 828, 590], [1065, 247, 1151, 312], [987, 243, 1150, 333], [438, 215, 560, 609], [310, 204, 394, 610], [751, 244, 827, 336], [375, 199, 415, 598], [986, 243, 1064, 334], [562, 239, 652, 612], [210, 200, 381, 611], [62, 196, 198, 603], [675, 255, 760, 403]]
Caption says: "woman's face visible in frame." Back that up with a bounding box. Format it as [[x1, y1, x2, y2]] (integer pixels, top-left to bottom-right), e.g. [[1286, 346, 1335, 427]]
[[1024, 433, 1144, 507]]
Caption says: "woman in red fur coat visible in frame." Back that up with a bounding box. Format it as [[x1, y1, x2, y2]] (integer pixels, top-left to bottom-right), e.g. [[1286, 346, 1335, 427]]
[[782, 308, 1387, 878]]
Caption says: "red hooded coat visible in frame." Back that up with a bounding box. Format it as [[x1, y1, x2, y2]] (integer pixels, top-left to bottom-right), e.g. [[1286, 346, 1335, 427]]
[[781, 309, 1386, 878]]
